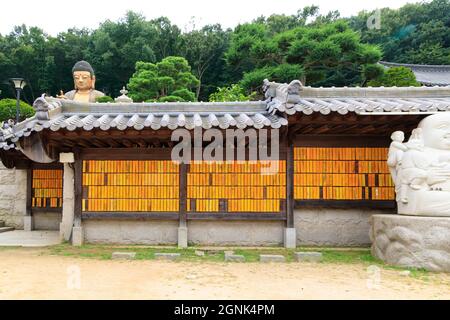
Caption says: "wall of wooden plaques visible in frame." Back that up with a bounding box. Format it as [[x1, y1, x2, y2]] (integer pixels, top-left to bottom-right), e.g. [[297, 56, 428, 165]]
[[32, 169, 63, 208], [82, 160, 179, 212], [187, 161, 286, 213], [293, 147, 395, 201]]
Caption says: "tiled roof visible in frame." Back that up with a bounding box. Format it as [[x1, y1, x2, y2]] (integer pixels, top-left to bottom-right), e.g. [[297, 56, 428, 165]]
[[264, 80, 450, 115], [379, 61, 450, 86], [0, 97, 288, 150], [3, 80, 450, 151]]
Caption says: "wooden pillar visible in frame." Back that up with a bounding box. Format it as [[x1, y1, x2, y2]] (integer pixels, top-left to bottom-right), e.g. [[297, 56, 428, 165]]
[[23, 167, 34, 231], [25, 168, 32, 216], [286, 134, 294, 228], [72, 151, 84, 245], [284, 130, 296, 248], [73, 153, 82, 227], [179, 162, 187, 227], [178, 161, 188, 248]]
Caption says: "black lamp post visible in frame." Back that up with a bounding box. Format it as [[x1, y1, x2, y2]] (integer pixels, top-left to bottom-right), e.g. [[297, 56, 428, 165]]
[[9, 78, 26, 124]]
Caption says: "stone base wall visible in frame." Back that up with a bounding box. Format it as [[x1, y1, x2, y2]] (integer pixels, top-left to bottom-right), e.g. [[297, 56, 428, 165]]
[[84, 220, 178, 245], [295, 208, 394, 247], [33, 212, 61, 231], [371, 214, 450, 272], [187, 221, 284, 246], [0, 163, 26, 229]]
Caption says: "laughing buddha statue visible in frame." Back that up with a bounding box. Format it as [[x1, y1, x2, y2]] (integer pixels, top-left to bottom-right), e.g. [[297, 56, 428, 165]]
[[388, 113, 450, 217], [58, 60, 105, 103]]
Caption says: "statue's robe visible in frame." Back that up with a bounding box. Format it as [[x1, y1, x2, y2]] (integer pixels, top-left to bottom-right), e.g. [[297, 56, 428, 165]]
[[65, 89, 105, 103]]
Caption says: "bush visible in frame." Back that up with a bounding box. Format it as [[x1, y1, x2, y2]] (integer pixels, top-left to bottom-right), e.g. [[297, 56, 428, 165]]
[[96, 96, 114, 103], [170, 89, 196, 102], [209, 84, 256, 102], [158, 95, 185, 102], [0, 99, 35, 123], [367, 67, 421, 87]]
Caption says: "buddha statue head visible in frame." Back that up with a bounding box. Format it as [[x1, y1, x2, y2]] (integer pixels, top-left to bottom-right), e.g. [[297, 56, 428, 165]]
[[72, 60, 96, 92], [418, 113, 450, 151]]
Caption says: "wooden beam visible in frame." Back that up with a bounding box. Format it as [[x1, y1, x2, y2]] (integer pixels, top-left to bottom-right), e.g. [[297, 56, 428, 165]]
[[187, 213, 287, 221], [82, 212, 179, 220]]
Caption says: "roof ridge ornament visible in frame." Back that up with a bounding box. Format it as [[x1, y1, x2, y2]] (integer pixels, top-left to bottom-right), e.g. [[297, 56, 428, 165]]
[[33, 94, 51, 120], [115, 86, 133, 103]]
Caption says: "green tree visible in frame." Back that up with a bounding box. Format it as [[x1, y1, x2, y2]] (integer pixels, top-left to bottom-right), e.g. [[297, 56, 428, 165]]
[[209, 84, 256, 102], [367, 66, 421, 87], [181, 24, 230, 101], [226, 20, 381, 89], [127, 56, 199, 102], [348, 0, 450, 64], [0, 99, 35, 123]]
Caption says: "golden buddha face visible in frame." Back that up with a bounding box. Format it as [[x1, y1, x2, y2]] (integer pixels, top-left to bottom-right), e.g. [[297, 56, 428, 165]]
[[73, 71, 95, 92]]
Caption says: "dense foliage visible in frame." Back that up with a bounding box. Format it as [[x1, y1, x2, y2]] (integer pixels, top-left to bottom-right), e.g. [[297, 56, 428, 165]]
[[367, 67, 421, 87], [0, 0, 449, 103], [348, 0, 450, 64], [209, 84, 256, 102], [0, 99, 35, 122], [127, 56, 199, 102]]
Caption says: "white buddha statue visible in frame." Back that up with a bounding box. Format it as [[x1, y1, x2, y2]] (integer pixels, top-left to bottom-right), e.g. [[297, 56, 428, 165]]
[[389, 113, 450, 217]]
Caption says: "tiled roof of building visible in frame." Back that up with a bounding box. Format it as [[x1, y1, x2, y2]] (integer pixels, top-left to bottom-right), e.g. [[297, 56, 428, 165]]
[[2, 79, 450, 150], [264, 80, 450, 115], [379, 61, 450, 86], [0, 97, 287, 150]]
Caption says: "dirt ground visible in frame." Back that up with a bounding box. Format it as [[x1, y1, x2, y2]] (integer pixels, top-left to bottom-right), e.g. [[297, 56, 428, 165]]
[[0, 247, 449, 300]]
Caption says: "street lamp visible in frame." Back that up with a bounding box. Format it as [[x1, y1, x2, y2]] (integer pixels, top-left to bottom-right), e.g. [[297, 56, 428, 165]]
[[9, 78, 26, 124]]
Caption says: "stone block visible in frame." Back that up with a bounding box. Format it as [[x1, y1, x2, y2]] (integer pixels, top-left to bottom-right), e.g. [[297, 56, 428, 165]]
[[112, 252, 136, 260], [155, 253, 181, 261], [23, 216, 34, 231], [0, 227, 14, 233], [294, 252, 323, 262], [195, 250, 205, 256], [178, 227, 188, 248], [225, 254, 245, 262], [72, 226, 84, 246], [259, 254, 286, 263], [59, 152, 75, 163], [284, 228, 296, 248]]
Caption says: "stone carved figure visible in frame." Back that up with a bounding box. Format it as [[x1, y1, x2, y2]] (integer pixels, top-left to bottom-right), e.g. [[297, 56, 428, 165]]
[[389, 113, 450, 217], [58, 61, 105, 103]]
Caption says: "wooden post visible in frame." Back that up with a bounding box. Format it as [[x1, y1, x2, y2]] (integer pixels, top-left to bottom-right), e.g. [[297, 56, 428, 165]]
[[179, 162, 187, 227], [286, 134, 294, 228], [26, 168, 32, 216], [73, 152, 82, 227]]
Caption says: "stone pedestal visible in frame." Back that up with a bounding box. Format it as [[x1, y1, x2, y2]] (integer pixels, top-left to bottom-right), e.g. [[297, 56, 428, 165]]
[[370, 214, 450, 272], [284, 228, 296, 249], [23, 215, 34, 231], [178, 227, 188, 248], [72, 226, 84, 246]]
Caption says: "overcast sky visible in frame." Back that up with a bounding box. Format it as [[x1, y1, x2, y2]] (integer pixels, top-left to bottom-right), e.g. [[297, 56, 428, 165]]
[[1, 0, 420, 35]]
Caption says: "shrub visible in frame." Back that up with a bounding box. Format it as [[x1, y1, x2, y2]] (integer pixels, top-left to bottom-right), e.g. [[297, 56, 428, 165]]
[[209, 84, 256, 102], [0, 99, 35, 123], [96, 96, 114, 103], [158, 95, 185, 102]]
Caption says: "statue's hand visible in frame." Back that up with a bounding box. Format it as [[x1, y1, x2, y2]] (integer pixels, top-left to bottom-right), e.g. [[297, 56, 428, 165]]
[[56, 90, 67, 99]]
